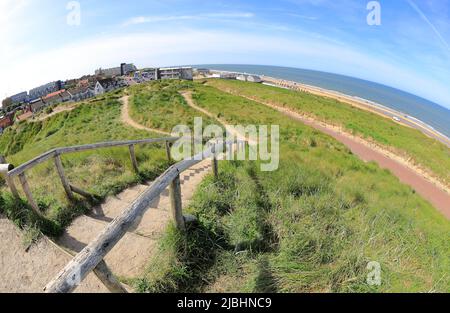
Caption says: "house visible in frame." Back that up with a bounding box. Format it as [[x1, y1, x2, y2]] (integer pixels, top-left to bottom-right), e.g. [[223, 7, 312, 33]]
[[159, 67, 193, 80], [0, 114, 14, 130], [42, 90, 71, 106], [29, 98, 46, 113], [94, 78, 118, 96], [68, 87, 94, 102]]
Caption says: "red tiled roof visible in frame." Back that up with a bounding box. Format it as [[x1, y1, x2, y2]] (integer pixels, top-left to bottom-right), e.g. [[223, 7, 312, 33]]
[[42, 89, 66, 100]]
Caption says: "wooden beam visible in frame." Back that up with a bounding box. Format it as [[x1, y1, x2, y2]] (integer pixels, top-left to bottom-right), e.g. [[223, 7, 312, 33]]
[[54, 154, 74, 201], [211, 145, 218, 179], [169, 173, 185, 231], [128, 145, 139, 173], [18, 173, 41, 216], [44, 141, 229, 293], [70, 184, 94, 200], [53, 243, 127, 293], [165, 141, 172, 162], [92, 260, 128, 293], [0, 157, 20, 199]]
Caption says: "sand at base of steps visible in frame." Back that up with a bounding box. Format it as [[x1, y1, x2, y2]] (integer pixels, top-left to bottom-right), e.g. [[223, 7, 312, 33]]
[[0, 216, 109, 293]]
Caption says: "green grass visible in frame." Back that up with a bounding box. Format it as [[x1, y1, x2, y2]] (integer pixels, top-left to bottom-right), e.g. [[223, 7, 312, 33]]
[[206, 79, 450, 186], [0, 91, 170, 234], [136, 83, 449, 293], [128, 80, 216, 132]]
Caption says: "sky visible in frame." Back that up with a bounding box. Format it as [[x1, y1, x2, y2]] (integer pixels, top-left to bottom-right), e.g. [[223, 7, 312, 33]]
[[1, 0, 450, 109]]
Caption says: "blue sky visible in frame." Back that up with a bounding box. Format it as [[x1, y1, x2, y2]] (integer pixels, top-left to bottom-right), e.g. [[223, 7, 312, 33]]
[[1, 0, 450, 109]]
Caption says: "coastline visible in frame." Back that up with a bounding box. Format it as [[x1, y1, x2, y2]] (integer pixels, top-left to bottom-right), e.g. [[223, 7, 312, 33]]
[[207, 70, 450, 148]]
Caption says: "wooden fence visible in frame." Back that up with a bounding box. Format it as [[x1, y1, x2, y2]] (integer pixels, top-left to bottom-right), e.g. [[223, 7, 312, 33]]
[[0, 137, 179, 216], [0, 137, 232, 293]]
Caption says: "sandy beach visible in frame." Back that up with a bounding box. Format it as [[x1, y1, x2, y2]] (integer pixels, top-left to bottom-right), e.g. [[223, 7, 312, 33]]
[[261, 76, 450, 148]]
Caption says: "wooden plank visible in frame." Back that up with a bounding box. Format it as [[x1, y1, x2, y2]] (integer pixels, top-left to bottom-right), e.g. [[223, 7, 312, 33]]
[[92, 260, 128, 293], [9, 137, 179, 177], [57, 137, 179, 155], [18, 173, 41, 216], [54, 154, 74, 200], [128, 145, 139, 173], [70, 184, 94, 200], [44, 141, 231, 293], [169, 173, 185, 231], [53, 242, 127, 293]]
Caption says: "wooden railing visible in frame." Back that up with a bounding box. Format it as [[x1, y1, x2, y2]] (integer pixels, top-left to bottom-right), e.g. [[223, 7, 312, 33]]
[[0, 137, 179, 216], [41, 140, 229, 293]]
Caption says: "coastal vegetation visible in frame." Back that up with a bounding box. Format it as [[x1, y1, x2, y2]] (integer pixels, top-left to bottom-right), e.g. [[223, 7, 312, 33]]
[[0, 80, 448, 292], [0, 92, 169, 235], [135, 82, 449, 293], [206, 79, 450, 186]]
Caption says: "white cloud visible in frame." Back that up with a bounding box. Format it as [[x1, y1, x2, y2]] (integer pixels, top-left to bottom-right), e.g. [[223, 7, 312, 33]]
[[1, 28, 449, 108], [122, 12, 254, 26]]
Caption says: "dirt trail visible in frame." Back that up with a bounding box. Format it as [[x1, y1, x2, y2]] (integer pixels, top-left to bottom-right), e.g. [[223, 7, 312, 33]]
[[0, 96, 214, 292], [121, 95, 170, 135], [199, 86, 450, 219], [180, 91, 256, 145]]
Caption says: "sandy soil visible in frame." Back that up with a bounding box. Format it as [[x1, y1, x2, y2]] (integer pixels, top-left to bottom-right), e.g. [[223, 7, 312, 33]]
[[205, 85, 450, 219]]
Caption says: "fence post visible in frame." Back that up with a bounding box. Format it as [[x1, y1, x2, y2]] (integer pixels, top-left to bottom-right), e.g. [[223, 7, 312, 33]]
[[165, 141, 172, 162], [128, 145, 139, 174], [169, 173, 185, 231], [0, 156, 20, 199], [18, 173, 41, 216], [54, 153, 74, 201]]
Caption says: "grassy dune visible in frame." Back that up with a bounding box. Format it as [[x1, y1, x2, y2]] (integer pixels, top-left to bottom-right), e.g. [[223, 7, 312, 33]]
[[0, 91, 169, 235], [206, 79, 450, 186], [128, 80, 216, 132], [136, 83, 449, 293]]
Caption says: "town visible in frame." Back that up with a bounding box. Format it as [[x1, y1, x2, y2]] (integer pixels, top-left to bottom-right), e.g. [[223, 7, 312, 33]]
[[0, 65, 264, 134]]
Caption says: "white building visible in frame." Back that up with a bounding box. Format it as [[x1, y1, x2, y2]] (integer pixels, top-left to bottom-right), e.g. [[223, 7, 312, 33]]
[[159, 67, 193, 80]]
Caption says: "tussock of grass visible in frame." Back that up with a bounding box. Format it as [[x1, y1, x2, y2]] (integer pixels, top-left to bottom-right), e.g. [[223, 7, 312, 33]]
[[136, 82, 449, 293], [206, 79, 450, 185]]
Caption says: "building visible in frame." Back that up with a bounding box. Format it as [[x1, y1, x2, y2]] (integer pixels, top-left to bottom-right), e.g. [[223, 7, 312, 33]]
[[236, 74, 247, 81], [195, 68, 210, 76], [29, 81, 64, 100], [141, 68, 159, 80], [41, 90, 71, 106], [0, 114, 14, 131], [10, 91, 28, 104], [246, 75, 263, 83], [159, 67, 193, 80], [94, 78, 118, 96], [121, 63, 137, 75], [29, 98, 46, 113], [68, 87, 94, 102], [95, 63, 137, 77]]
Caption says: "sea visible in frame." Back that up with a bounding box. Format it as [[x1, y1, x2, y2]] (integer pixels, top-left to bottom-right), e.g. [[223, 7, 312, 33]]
[[192, 64, 450, 139]]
